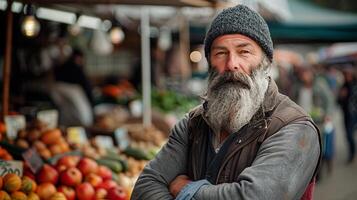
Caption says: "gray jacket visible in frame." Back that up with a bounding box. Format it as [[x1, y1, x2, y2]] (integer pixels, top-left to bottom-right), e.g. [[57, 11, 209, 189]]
[[131, 114, 320, 200]]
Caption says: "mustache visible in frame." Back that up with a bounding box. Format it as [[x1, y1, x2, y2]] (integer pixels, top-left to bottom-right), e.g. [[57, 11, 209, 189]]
[[209, 71, 251, 91]]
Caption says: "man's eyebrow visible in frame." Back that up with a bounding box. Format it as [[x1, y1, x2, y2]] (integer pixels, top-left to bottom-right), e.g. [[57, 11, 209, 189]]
[[211, 46, 227, 51], [235, 42, 253, 48], [211, 42, 254, 50]]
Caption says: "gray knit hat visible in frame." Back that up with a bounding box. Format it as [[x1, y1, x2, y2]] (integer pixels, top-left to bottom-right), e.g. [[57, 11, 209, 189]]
[[204, 5, 273, 61]]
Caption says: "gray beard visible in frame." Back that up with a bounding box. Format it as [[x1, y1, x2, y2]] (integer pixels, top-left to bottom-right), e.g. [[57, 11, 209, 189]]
[[204, 57, 271, 134]]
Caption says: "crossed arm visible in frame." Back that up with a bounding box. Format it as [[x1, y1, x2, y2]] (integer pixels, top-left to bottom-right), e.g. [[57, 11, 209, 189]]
[[131, 116, 320, 200]]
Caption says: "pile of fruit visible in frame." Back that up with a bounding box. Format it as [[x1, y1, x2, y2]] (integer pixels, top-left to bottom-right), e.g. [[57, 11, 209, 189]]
[[29, 156, 129, 200], [14, 120, 70, 160], [0, 173, 40, 200], [0, 116, 168, 199], [0, 156, 130, 199]]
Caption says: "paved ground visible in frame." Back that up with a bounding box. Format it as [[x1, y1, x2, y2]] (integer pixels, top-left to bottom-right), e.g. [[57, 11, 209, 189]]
[[314, 108, 357, 200]]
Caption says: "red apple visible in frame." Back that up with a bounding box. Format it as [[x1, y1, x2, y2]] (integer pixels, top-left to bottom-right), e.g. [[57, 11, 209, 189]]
[[77, 158, 98, 176], [96, 179, 118, 191], [60, 167, 83, 187], [36, 182, 57, 200], [56, 155, 80, 169], [76, 182, 95, 200], [107, 186, 128, 200], [97, 165, 112, 180], [85, 173, 103, 188], [96, 188, 108, 199], [57, 185, 76, 200], [36, 164, 59, 184]]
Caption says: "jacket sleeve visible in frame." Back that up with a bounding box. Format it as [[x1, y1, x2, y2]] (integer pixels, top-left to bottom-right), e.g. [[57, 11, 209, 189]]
[[131, 115, 190, 200], [193, 121, 320, 200]]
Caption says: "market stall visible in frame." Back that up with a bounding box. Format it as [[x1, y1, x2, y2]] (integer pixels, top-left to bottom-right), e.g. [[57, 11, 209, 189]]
[[0, 0, 214, 199]]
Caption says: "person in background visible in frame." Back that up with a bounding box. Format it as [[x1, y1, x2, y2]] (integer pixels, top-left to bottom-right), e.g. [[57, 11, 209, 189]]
[[292, 66, 335, 176], [338, 66, 357, 164], [20, 46, 94, 127], [131, 5, 321, 200], [54, 48, 95, 106]]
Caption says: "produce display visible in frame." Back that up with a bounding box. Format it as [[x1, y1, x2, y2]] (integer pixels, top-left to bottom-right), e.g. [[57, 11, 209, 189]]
[[151, 88, 199, 114], [100, 80, 138, 105], [0, 117, 168, 200]]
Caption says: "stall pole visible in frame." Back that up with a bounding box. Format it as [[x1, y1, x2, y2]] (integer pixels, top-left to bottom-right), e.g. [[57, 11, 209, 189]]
[[2, 0, 13, 120], [178, 11, 191, 79], [140, 7, 152, 127]]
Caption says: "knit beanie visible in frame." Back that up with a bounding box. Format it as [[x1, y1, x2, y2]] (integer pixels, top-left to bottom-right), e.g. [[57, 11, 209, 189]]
[[204, 5, 273, 61]]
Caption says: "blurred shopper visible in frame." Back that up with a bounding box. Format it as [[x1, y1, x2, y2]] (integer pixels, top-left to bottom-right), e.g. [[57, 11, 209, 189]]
[[21, 46, 93, 127], [132, 5, 321, 200], [54, 48, 95, 106], [338, 67, 357, 164], [292, 66, 335, 175], [325, 66, 344, 96]]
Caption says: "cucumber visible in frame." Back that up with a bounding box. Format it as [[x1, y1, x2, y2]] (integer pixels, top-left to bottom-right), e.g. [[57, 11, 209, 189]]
[[123, 146, 151, 160], [101, 155, 128, 172], [96, 158, 123, 173]]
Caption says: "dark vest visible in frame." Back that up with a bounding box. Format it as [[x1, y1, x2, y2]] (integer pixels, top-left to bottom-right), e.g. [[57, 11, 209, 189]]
[[187, 80, 321, 186]]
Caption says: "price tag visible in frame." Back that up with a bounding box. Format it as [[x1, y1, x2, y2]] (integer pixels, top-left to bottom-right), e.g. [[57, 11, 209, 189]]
[[22, 148, 44, 174], [0, 160, 23, 177], [4, 115, 26, 140], [94, 136, 114, 149], [37, 109, 59, 129], [67, 127, 88, 145], [114, 128, 130, 150]]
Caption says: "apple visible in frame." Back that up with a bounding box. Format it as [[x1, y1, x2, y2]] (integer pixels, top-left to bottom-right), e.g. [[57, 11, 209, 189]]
[[36, 164, 59, 184], [97, 165, 112, 180], [36, 182, 57, 200], [57, 185, 76, 200], [96, 179, 118, 191], [76, 182, 95, 200], [77, 158, 98, 176], [56, 155, 80, 169], [107, 186, 128, 200], [85, 173, 103, 188], [60, 167, 83, 187], [96, 188, 108, 199]]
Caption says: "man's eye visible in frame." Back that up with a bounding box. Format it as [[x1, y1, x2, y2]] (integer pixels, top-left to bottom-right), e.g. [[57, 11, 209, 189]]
[[240, 50, 250, 54], [215, 52, 226, 56]]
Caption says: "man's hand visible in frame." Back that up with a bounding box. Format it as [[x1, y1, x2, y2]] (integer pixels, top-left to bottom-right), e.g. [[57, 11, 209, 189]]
[[169, 175, 192, 198]]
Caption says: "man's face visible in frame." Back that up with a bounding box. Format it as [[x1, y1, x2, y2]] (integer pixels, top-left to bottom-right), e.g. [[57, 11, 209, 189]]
[[204, 34, 270, 134], [210, 34, 263, 75]]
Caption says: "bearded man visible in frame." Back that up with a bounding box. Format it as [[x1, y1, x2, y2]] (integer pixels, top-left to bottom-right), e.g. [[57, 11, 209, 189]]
[[131, 5, 321, 200]]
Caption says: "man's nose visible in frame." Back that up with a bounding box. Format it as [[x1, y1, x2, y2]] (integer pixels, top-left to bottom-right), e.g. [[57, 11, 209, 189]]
[[226, 54, 241, 72]]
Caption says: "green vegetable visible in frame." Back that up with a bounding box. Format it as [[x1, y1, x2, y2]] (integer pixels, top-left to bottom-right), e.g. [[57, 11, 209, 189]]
[[96, 158, 123, 173], [123, 146, 151, 160], [101, 154, 128, 172]]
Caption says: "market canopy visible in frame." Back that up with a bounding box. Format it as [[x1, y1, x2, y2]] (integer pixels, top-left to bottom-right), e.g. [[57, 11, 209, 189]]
[[265, 0, 357, 43]]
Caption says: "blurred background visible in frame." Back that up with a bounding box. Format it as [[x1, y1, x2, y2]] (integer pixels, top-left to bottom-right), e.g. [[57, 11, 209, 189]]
[[0, 0, 357, 199]]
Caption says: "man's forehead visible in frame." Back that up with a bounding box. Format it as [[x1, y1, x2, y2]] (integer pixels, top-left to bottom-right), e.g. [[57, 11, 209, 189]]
[[211, 34, 260, 48]]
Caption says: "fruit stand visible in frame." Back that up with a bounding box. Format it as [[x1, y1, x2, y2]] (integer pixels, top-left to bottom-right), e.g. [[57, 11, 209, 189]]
[[0, 117, 167, 199]]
